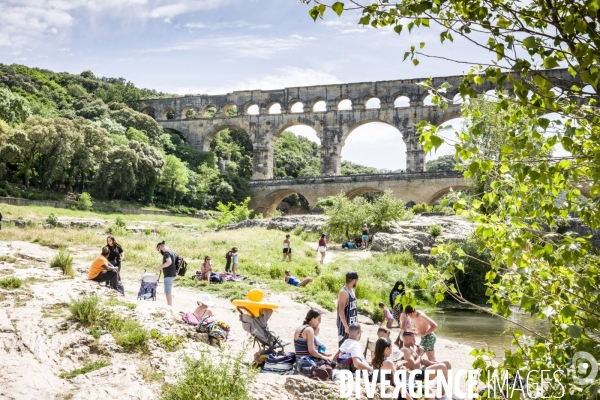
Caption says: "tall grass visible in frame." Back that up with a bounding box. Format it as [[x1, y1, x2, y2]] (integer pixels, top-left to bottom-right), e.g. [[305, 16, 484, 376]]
[[160, 345, 256, 400], [59, 360, 109, 379], [69, 294, 104, 326], [0, 276, 23, 289], [50, 248, 75, 277]]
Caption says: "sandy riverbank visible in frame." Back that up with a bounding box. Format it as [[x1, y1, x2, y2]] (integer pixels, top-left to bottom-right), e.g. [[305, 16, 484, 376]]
[[0, 240, 475, 399]]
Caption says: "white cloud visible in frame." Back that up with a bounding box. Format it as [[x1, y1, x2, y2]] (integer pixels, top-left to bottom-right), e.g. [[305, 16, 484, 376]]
[[149, 0, 227, 21], [185, 21, 272, 30], [0, 0, 230, 47], [172, 67, 342, 95], [139, 34, 313, 59]]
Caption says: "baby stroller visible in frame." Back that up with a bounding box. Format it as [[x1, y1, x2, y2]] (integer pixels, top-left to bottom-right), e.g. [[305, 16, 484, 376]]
[[237, 306, 290, 353], [137, 270, 160, 301]]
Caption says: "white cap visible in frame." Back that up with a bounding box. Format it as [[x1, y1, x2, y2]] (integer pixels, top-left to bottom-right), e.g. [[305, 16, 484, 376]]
[[198, 293, 215, 307]]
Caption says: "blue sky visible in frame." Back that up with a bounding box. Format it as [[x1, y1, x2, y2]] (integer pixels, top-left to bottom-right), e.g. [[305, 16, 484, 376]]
[[0, 0, 489, 169]]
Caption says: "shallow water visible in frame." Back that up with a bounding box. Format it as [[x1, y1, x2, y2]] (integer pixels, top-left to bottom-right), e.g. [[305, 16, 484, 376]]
[[427, 309, 550, 356]]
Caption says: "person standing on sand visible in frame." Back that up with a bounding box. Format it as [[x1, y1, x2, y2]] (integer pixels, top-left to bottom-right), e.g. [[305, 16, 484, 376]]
[[225, 248, 233, 273], [156, 241, 177, 307], [404, 305, 439, 362], [337, 271, 359, 347], [105, 236, 124, 287], [361, 224, 369, 249], [317, 234, 327, 264], [231, 246, 239, 278], [282, 234, 292, 262]]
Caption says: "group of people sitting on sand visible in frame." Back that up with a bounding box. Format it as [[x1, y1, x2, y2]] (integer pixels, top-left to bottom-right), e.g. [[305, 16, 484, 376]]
[[288, 273, 457, 400], [341, 224, 372, 250], [194, 247, 243, 283]]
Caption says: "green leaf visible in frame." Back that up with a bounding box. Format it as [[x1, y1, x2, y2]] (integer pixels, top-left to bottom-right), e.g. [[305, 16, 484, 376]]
[[560, 305, 577, 322], [568, 324, 582, 338], [469, 161, 480, 174], [522, 36, 537, 49], [430, 134, 443, 149], [420, 42, 425, 49], [413, 59, 420, 66], [332, 2, 344, 17], [394, 25, 403, 34], [543, 57, 559, 69], [359, 15, 370, 25], [496, 16, 511, 28]]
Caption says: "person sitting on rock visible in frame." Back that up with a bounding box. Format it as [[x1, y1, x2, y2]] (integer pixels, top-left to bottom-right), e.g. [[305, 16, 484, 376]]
[[88, 246, 119, 291], [339, 323, 373, 373], [285, 270, 313, 287], [194, 294, 215, 319], [294, 309, 332, 363]]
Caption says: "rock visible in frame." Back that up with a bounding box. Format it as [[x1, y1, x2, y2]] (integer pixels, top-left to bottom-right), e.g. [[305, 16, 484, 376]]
[[14, 220, 26, 227], [406, 231, 435, 247], [98, 334, 123, 353], [218, 215, 327, 233], [413, 253, 437, 266], [125, 225, 146, 233], [371, 233, 423, 254]]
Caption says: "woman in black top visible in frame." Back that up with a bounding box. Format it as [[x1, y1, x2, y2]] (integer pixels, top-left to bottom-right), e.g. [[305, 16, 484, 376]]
[[106, 236, 124, 285]]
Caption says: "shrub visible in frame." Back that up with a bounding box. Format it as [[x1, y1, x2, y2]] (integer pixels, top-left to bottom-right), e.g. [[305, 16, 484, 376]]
[[450, 238, 493, 302], [412, 203, 432, 214], [50, 248, 75, 277], [46, 213, 58, 227], [0, 276, 22, 289], [0, 188, 7, 197], [108, 216, 127, 235], [428, 224, 443, 238], [216, 197, 253, 226], [77, 192, 93, 211], [59, 360, 110, 379], [26, 219, 38, 228], [108, 318, 149, 352], [150, 329, 183, 352], [160, 346, 256, 400], [69, 294, 103, 326]]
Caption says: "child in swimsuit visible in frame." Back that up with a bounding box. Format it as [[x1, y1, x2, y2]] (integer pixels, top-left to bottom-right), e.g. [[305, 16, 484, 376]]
[[379, 302, 399, 329]]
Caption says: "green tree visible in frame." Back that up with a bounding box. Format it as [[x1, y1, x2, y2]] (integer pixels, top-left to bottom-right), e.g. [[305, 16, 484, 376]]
[[425, 155, 455, 172], [69, 118, 110, 192], [125, 127, 149, 143], [0, 87, 32, 126], [370, 190, 413, 231], [340, 160, 379, 175], [109, 105, 162, 143], [304, 1, 600, 396], [129, 140, 164, 203], [95, 146, 139, 199], [273, 131, 321, 177], [160, 155, 189, 205], [320, 193, 372, 240]]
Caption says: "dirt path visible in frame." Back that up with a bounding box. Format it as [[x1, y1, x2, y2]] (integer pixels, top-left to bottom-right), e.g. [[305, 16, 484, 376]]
[[305, 241, 374, 264], [0, 240, 476, 399]]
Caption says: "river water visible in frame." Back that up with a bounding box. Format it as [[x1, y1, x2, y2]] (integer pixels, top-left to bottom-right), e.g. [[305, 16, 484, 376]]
[[427, 309, 550, 357]]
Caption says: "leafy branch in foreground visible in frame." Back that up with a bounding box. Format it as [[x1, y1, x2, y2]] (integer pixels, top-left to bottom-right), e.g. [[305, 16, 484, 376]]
[[300, 0, 600, 397]]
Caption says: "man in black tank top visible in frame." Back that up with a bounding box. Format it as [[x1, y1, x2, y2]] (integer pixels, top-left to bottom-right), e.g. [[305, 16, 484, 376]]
[[337, 271, 359, 347]]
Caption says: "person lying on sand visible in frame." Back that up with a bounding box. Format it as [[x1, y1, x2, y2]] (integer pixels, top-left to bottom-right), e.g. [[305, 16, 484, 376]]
[[285, 270, 313, 287]]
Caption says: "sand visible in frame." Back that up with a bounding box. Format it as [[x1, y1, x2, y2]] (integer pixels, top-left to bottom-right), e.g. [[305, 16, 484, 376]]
[[0, 240, 475, 399]]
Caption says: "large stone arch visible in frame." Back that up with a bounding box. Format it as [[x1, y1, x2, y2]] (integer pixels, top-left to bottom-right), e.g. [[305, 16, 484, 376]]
[[340, 118, 401, 148], [203, 122, 250, 152], [249, 188, 318, 216], [427, 185, 471, 205], [346, 187, 384, 200]]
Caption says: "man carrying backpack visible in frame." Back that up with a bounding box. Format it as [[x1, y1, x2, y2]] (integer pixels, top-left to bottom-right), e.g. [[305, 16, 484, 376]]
[[156, 241, 177, 308]]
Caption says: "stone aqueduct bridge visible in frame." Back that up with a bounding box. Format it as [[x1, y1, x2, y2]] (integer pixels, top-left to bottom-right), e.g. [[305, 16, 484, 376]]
[[247, 171, 468, 216], [139, 69, 569, 212]]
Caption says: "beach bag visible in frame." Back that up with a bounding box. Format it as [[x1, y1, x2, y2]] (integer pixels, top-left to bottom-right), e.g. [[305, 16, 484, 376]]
[[297, 356, 318, 376], [314, 364, 333, 381], [116, 282, 125, 296], [263, 352, 296, 373], [253, 349, 273, 368], [175, 254, 188, 276], [335, 352, 355, 372], [182, 312, 200, 325], [210, 272, 223, 283]]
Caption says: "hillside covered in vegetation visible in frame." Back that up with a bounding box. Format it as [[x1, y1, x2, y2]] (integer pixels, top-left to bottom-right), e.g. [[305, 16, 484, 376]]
[[0, 64, 453, 213]]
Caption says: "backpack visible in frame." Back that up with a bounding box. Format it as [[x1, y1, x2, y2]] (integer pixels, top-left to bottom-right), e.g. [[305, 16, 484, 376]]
[[175, 254, 188, 276], [335, 351, 355, 372], [182, 312, 200, 325], [263, 352, 296, 373], [314, 364, 333, 381], [209, 272, 222, 283]]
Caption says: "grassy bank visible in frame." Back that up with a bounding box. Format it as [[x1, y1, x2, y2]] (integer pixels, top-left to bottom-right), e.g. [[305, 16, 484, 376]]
[[0, 205, 433, 318]]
